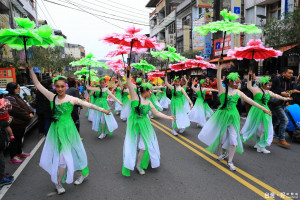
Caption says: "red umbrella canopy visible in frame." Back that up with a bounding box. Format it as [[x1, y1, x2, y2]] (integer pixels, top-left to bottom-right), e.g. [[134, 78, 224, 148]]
[[101, 26, 164, 50], [147, 70, 165, 78], [227, 39, 282, 61], [185, 55, 216, 69], [169, 61, 191, 72], [105, 45, 147, 58], [106, 59, 126, 76]]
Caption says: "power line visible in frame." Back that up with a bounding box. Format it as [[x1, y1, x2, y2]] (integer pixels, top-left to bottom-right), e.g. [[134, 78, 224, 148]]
[[82, 0, 149, 20], [40, 0, 59, 28], [106, 0, 154, 14], [44, 0, 146, 29], [62, 0, 148, 24], [36, 1, 54, 27]]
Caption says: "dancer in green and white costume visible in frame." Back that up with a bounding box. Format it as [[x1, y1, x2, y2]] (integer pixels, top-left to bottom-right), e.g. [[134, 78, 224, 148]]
[[86, 77, 123, 139], [120, 81, 131, 121], [28, 64, 110, 194], [198, 61, 271, 171], [188, 79, 217, 127], [114, 85, 122, 115], [122, 70, 174, 176], [241, 73, 291, 154], [158, 82, 171, 109], [165, 75, 193, 135]]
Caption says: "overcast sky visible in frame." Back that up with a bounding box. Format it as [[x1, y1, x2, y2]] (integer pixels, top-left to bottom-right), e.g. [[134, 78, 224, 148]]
[[36, 0, 153, 60]]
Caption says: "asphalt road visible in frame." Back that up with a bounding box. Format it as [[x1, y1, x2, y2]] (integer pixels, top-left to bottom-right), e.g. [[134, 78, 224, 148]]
[[1, 107, 300, 200]]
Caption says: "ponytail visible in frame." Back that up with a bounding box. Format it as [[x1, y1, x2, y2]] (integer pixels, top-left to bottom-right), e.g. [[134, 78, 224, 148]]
[[220, 79, 229, 110], [259, 84, 266, 105], [51, 94, 58, 122], [173, 84, 177, 97], [135, 85, 142, 116], [99, 86, 103, 98]]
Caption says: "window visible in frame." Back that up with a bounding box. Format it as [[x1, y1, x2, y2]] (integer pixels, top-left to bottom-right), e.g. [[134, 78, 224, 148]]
[[199, 7, 203, 19], [256, 6, 266, 25], [168, 22, 175, 34], [246, 7, 255, 24], [182, 15, 191, 27]]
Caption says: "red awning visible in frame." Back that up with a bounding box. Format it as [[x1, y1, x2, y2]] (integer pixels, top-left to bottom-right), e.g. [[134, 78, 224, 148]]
[[209, 56, 236, 63], [275, 44, 298, 52]]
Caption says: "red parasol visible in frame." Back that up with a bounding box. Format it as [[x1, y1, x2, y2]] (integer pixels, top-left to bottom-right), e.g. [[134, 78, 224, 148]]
[[227, 39, 282, 61], [105, 45, 147, 58], [169, 61, 191, 72], [147, 70, 165, 78], [101, 26, 164, 77], [185, 55, 216, 69], [106, 59, 126, 77]]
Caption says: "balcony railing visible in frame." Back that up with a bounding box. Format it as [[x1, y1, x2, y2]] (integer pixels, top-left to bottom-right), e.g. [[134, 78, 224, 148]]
[[176, 0, 191, 12]]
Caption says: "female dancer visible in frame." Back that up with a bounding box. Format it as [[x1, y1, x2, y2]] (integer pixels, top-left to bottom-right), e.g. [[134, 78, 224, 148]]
[[189, 79, 217, 127], [122, 68, 174, 176], [158, 82, 171, 109], [120, 81, 131, 121], [27, 64, 110, 194], [114, 81, 122, 115], [86, 77, 123, 139], [241, 72, 291, 153], [181, 76, 191, 114], [198, 60, 271, 171], [165, 75, 193, 135]]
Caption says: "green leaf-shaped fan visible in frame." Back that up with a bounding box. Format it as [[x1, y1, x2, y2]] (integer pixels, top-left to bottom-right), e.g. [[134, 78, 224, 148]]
[[131, 60, 156, 72], [151, 46, 186, 62], [193, 9, 262, 57]]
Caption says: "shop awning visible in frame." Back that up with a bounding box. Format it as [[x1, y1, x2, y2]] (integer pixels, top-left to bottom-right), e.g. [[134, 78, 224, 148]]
[[276, 44, 299, 52], [209, 56, 236, 63]]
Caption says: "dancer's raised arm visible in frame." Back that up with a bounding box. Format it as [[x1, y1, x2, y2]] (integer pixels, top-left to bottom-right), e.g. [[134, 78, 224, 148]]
[[150, 102, 175, 120], [217, 60, 225, 94], [107, 90, 123, 105], [164, 75, 174, 90], [126, 69, 138, 101], [27, 63, 55, 101]]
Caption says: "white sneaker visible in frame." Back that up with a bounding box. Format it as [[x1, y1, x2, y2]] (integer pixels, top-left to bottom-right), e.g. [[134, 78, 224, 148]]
[[172, 130, 178, 136], [217, 152, 229, 161], [257, 147, 271, 154], [179, 128, 185, 134], [227, 162, 236, 171], [136, 166, 146, 175], [254, 144, 259, 149], [74, 174, 89, 185], [98, 133, 107, 139], [55, 184, 65, 195]]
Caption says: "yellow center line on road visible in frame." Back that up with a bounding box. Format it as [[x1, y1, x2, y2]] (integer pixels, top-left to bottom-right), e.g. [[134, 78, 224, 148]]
[[150, 122, 272, 200], [151, 119, 292, 200]]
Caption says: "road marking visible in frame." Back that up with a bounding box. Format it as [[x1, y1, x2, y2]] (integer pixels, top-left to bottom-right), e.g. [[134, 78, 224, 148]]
[[150, 122, 271, 200], [0, 137, 45, 200], [151, 119, 293, 200]]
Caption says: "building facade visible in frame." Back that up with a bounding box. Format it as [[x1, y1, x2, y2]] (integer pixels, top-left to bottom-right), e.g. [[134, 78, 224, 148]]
[[64, 43, 85, 59]]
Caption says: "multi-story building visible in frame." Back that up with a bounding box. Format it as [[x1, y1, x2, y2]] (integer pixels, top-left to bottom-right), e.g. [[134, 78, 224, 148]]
[[64, 43, 85, 60]]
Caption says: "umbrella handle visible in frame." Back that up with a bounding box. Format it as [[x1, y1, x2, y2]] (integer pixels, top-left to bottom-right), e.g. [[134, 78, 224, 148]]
[[220, 31, 227, 58], [127, 40, 134, 78]]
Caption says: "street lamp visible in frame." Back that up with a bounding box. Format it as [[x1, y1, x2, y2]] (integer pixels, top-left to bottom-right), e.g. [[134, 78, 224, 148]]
[[257, 15, 266, 40]]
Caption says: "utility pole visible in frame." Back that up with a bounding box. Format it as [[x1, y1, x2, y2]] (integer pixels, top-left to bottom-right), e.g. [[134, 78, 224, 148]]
[[211, 0, 221, 59]]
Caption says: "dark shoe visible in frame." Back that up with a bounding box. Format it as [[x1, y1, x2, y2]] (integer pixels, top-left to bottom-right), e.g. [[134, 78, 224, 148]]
[[0, 177, 13, 187]]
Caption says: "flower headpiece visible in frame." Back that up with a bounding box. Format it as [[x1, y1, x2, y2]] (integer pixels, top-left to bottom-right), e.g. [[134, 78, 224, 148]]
[[52, 75, 67, 84], [140, 82, 153, 90], [174, 76, 179, 81], [136, 78, 143, 84], [227, 73, 240, 81], [199, 79, 205, 84], [259, 76, 271, 85], [99, 77, 106, 81]]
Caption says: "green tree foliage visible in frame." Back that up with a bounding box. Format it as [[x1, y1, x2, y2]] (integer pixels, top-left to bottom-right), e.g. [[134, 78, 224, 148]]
[[264, 9, 300, 47]]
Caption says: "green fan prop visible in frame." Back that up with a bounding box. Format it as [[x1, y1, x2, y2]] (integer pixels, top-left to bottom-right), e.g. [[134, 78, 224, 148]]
[[151, 46, 186, 71], [0, 18, 42, 63], [131, 60, 156, 72], [193, 9, 262, 57]]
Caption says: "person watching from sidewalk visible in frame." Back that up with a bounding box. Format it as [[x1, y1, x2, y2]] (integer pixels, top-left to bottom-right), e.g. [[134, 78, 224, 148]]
[[269, 68, 300, 147], [5, 82, 33, 164], [292, 74, 300, 105]]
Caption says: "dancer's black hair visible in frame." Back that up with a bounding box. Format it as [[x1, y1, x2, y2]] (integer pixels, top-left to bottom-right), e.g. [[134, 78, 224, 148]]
[[173, 84, 177, 97], [51, 94, 58, 122], [220, 78, 229, 110], [259, 83, 266, 105]]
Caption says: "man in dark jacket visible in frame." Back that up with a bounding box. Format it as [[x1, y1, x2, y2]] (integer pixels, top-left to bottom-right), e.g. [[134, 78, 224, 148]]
[[66, 78, 81, 134], [293, 74, 300, 105], [270, 68, 300, 147]]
